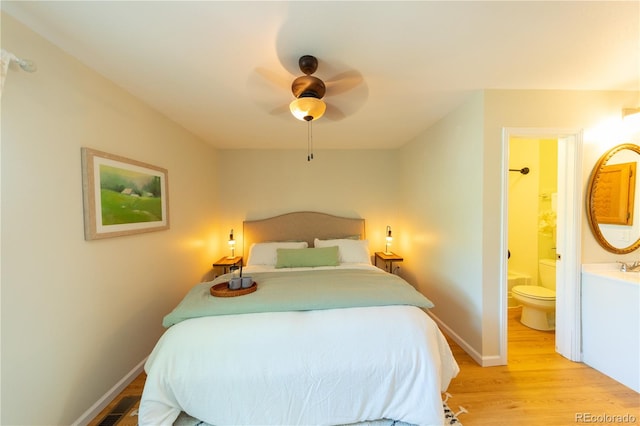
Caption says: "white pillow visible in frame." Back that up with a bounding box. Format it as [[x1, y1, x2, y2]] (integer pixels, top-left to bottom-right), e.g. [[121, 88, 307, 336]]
[[247, 241, 308, 266], [314, 238, 371, 264]]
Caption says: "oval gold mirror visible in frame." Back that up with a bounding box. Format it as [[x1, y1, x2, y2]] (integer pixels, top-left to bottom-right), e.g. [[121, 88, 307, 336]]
[[586, 143, 640, 254]]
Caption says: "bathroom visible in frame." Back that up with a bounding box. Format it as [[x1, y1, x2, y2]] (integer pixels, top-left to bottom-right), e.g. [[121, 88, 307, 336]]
[[507, 137, 558, 330]]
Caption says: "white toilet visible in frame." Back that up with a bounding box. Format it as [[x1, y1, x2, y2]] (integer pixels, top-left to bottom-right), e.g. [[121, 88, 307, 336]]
[[512, 259, 556, 331]]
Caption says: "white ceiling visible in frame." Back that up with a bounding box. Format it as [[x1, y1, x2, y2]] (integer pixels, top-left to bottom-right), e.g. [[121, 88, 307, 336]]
[[3, 1, 639, 150]]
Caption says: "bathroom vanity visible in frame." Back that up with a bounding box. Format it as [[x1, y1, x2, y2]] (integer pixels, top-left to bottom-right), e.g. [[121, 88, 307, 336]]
[[581, 263, 639, 392]]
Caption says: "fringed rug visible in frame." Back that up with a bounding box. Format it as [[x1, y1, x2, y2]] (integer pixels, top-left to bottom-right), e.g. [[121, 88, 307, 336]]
[[98, 394, 466, 426], [443, 392, 467, 425]]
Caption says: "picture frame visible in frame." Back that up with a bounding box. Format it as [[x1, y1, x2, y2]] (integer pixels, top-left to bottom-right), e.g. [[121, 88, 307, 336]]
[[81, 148, 169, 240]]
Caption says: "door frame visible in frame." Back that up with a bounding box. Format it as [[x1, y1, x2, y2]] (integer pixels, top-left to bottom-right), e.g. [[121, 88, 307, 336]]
[[501, 128, 583, 363]]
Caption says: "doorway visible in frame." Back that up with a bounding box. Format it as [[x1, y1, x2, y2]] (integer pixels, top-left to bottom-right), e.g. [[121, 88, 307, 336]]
[[507, 137, 558, 309], [501, 128, 583, 363]]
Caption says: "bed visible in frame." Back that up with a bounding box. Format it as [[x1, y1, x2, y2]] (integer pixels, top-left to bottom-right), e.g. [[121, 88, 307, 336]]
[[139, 212, 459, 426]]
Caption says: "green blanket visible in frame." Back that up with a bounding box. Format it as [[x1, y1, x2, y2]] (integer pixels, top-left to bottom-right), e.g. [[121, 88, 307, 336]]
[[163, 269, 435, 327]]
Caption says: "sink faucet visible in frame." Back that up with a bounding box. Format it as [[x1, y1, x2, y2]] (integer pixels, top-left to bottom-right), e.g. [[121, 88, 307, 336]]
[[618, 261, 640, 272]]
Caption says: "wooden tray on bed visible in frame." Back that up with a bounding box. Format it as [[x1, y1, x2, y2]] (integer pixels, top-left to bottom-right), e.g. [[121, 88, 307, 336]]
[[210, 282, 257, 297]]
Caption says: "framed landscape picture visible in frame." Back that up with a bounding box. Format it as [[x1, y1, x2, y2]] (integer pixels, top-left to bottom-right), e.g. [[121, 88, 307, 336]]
[[81, 148, 169, 240]]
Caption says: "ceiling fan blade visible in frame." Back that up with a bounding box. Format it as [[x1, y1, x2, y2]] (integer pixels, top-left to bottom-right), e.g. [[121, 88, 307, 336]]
[[323, 77, 369, 121], [247, 66, 294, 117], [268, 104, 291, 116], [324, 70, 364, 96], [253, 66, 292, 90], [248, 55, 367, 122], [323, 102, 346, 121]]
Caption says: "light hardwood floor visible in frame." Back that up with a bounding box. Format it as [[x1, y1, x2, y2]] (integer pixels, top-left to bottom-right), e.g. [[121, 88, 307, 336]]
[[90, 307, 639, 425], [446, 307, 639, 425]]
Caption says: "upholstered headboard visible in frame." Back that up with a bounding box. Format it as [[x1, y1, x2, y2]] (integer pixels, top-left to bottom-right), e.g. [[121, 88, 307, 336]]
[[243, 211, 365, 263]]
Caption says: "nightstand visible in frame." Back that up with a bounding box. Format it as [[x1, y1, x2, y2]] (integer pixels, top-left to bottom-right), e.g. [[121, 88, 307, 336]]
[[212, 256, 243, 275], [374, 252, 403, 274]]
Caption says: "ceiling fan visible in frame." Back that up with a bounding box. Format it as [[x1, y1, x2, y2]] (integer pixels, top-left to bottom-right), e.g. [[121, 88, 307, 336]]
[[251, 54, 366, 160], [251, 54, 366, 122], [289, 55, 333, 161]]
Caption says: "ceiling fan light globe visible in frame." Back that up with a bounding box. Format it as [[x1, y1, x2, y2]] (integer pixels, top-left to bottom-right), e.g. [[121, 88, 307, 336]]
[[289, 97, 326, 121]]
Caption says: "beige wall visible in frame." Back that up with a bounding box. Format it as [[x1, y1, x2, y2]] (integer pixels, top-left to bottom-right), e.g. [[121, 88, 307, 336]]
[[214, 149, 401, 255], [1, 15, 220, 425], [398, 92, 486, 356]]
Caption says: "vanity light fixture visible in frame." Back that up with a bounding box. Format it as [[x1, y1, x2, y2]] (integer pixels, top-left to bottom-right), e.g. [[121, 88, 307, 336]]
[[228, 229, 236, 259], [384, 225, 393, 255]]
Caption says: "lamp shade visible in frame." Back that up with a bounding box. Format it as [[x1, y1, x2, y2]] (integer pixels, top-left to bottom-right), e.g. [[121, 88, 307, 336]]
[[384, 225, 393, 254], [228, 229, 236, 258], [289, 97, 326, 121]]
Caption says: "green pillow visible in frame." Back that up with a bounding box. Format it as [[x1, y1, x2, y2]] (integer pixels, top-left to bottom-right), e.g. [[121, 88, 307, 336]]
[[275, 246, 340, 268]]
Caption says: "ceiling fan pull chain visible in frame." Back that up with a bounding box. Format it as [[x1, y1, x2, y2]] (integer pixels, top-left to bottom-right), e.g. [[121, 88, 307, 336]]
[[307, 120, 311, 161], [307, 120, 314, 161], [310, 121, 314, 160]]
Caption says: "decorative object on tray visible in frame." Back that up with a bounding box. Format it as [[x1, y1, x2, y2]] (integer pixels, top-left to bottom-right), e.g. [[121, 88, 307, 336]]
[[211, 262, 255, 297], [210, 282, 256, 297]]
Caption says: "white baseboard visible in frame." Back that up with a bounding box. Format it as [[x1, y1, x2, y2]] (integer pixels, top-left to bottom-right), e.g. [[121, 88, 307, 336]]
[[72, 357, 147, 426], [427, 311, 503, 367]]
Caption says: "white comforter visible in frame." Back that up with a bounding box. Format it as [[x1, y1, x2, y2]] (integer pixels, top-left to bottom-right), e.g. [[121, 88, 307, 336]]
[[140, 267, 459, 426]]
